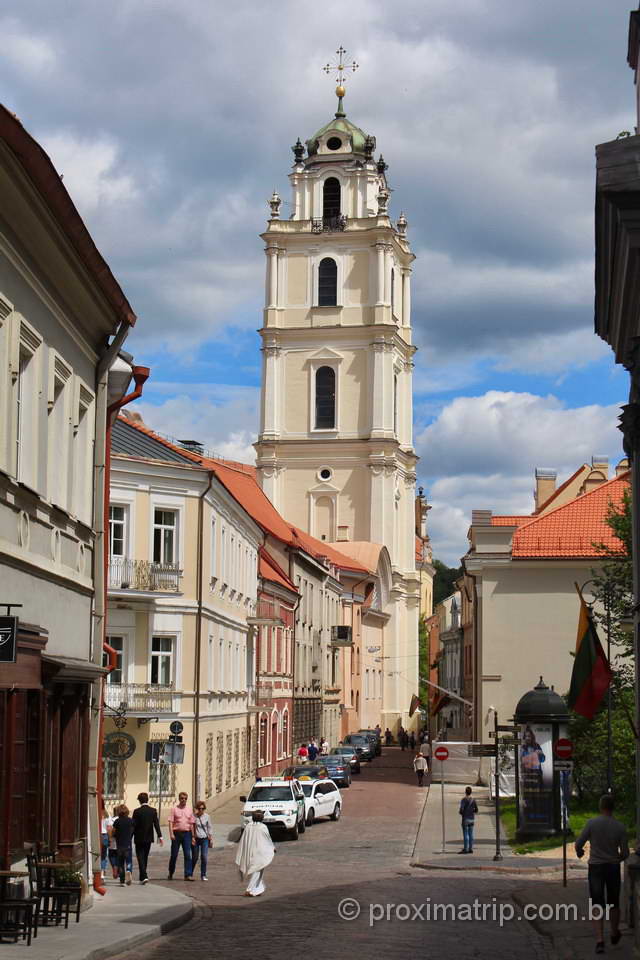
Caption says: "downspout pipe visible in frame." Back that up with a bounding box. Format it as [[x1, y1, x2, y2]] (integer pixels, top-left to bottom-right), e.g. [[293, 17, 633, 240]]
[[193, 470, 214, 800], [93, 363, 149, 896]]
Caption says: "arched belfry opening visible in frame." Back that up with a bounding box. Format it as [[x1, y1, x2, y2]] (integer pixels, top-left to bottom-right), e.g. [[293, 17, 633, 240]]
[[323, 177, 341, 225]]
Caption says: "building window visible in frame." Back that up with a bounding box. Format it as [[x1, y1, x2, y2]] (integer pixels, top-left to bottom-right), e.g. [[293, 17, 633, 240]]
[[109, 506, 127, 557], [72, 384, 94, 525], [151, 636, 173, 685], [103, 758, 122, 799], [323, 177, 341, 221], [149, 762, 172, 796], [318, 257, 338, 307], [103, 635, 125, 685], [315, 366, 336, 429], [210, 516, 216, 579], [282, 710, 289, 757], [393, 373, 398, 436], [153, 509, 176, 564], [47, 357, 72, 509], [15, 349, 37, 486], [259, 714, 268, 766]]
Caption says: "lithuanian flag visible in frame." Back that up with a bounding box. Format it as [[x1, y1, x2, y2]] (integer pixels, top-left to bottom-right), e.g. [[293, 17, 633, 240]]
[[568, 586, 612, 719]]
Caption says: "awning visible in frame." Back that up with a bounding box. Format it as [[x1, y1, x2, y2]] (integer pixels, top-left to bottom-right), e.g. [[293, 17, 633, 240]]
[[42, 655, 108, 683]]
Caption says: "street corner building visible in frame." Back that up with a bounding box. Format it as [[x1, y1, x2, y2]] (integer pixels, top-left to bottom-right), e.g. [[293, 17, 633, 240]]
[[0, 104, 139, 874]]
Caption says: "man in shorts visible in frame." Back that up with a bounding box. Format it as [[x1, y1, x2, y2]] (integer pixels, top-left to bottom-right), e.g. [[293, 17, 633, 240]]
[[575, 794, 629, 954]]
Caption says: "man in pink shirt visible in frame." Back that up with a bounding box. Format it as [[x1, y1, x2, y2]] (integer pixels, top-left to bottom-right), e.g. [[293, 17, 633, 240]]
[[167, 791, 196, 880]]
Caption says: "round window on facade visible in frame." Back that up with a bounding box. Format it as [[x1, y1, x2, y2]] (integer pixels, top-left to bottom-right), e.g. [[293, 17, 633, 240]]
[[318, 467, 333, 482], [326, 136, 342, 151]]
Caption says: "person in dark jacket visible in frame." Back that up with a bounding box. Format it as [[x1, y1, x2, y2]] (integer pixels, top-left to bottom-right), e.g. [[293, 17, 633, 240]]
[[112, 805, 135, 884], [458, 787, 478, 854], [132, 792, 163, 884]]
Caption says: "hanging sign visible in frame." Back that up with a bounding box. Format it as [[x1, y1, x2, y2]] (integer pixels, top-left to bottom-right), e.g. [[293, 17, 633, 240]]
[[0, 617, 17, 663], [104, 731, 136, 760]]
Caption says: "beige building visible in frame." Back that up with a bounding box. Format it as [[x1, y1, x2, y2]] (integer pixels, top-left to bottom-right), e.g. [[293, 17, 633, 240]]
[[104, 415, 262, 817], [463, 461, 629, 746], [254, 89, 421, 732]]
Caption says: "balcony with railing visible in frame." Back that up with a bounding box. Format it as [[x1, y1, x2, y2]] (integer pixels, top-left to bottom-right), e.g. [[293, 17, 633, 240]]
[[104, 681, 177, 716], [108, 557, 181, 593], [311, 215, 347, 234], [247, 598, 284, 626]]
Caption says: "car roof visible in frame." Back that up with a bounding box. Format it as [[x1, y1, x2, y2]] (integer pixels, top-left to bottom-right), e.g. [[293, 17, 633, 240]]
[[250, 778, 293, 786]]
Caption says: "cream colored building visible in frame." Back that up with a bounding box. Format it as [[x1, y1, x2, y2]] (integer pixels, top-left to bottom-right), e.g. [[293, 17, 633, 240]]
[[104, 416, 262, 818], [255, 90, 421, 732]]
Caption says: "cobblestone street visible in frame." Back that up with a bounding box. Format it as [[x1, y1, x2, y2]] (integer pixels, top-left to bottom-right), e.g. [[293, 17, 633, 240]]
[[116, 750, 554, 960]]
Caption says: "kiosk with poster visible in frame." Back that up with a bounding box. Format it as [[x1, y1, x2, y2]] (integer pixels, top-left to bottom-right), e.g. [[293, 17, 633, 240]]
[[514, 678, 569, 839]]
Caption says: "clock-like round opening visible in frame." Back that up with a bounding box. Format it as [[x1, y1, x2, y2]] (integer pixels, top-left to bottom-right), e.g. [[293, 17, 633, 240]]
[[319, 467, 333, 481], [327, 137, 342, 151]]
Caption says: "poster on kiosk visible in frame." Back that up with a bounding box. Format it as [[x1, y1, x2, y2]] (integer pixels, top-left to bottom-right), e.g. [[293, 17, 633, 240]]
[[518, 723, 554, 833]]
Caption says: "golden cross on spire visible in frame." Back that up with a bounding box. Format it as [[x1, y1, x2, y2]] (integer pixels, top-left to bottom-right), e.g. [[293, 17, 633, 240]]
[[323, 45, 358, 115]]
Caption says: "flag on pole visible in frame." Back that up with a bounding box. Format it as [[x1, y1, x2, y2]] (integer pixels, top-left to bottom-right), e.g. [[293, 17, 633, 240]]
[[568, 585, 612, 719], [409, 694, 420, 717]]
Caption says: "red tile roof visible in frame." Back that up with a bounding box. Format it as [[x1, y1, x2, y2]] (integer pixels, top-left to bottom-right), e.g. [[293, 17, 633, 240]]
[[491, 516, 530, 527], [512, 473, 629, 559], [259, 548, 297, 593]]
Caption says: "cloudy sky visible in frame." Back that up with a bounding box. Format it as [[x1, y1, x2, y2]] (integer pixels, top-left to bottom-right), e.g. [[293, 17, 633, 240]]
[[2, 0, 635, 563]]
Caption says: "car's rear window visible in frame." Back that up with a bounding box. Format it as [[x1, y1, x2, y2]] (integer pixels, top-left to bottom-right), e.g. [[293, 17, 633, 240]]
[[247, 786, 292, 802]]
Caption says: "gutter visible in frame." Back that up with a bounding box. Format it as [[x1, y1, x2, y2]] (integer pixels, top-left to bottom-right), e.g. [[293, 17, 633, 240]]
[[193, 470, 214, 799]]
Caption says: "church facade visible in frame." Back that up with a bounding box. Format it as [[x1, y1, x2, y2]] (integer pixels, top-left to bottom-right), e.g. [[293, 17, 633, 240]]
[[255, 87, 421, 733]]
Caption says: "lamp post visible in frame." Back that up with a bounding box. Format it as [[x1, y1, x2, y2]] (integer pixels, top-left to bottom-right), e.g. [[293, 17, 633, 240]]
[[580, 579, 613, 794]]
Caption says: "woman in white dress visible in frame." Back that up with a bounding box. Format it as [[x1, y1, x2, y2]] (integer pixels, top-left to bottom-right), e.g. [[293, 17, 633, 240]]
[[236, 811, 275, 897]]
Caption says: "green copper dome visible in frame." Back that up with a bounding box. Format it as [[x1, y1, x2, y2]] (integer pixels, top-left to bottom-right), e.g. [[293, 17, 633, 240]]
[[306, 110, 370, 157]]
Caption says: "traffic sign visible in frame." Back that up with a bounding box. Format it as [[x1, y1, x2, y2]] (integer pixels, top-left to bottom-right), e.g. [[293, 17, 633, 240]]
[[554, 738, 573, 760], [170, 720, 184, 736], [434, 746, 449, 762], [554, 760, 573, 772]]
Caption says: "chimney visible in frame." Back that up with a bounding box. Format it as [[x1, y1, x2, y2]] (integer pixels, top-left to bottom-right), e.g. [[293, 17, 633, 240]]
[[534, 468, 557, 510], [471, 509, 493, 525], [616, 457, 630, 477], [591, 455, 609, 478], [580, 456, 610, 496]]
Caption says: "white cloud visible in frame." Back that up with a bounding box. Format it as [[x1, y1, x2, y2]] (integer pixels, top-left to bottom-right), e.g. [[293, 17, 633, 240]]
[[0, 18, 56, 74], [40, 132, 137, 213]]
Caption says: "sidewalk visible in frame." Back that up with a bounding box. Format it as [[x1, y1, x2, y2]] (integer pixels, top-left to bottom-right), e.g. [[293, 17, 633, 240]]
[[411, 783, 581, 874], [0, 878, 193, 960]]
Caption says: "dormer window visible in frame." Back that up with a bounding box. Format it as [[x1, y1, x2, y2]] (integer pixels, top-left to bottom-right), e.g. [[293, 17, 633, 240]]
[[327, 137, 342, 151]]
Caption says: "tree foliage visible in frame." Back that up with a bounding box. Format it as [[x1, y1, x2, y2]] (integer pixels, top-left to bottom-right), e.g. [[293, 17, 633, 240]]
[[418, 615, 429, 709], [433, 559, 462, 606]]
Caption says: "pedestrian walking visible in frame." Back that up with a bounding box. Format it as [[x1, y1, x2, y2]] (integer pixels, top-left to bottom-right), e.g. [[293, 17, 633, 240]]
[[297, 743, 309, 763], [413, 751, 427, 786], [458, 787, 478, 854], [319, 737, 329, 756], [575, 794, 629, 954], [112, 805, 135, 885], [132, 792, 163, 884], [420, 737, 432, 772], [399, 726, 406, 750], [236, 811, 275, 897], [108, 805, 133, 880], [375, 724, 381, 739], [409, 731, 416, 750], [167, 791, 196, 880], [100, 805, 110, 880], [192, 801, 214, 881], [384, 727, 392, 746], [308, 739, 319, 763]]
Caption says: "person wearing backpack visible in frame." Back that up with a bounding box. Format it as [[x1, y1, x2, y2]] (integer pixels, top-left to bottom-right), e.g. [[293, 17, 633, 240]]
[[459, 787, 478, 854]]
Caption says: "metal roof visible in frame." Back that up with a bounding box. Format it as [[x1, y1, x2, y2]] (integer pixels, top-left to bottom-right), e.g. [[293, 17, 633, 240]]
[[112, 419, 195, 464]]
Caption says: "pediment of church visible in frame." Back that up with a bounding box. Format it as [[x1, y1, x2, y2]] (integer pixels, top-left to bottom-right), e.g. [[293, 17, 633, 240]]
[[304, 346, 344, 364]]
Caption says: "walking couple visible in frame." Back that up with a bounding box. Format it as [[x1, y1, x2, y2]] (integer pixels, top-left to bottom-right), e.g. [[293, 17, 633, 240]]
[[102, 793, 164, 885], [167, 792, 214, 881]]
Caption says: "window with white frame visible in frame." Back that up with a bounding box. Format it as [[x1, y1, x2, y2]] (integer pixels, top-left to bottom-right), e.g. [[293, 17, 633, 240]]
[[109, 505, 127, 558], [153, 509, 177, 564], [15, 323, 42, 488], [72, 382, 94, 524], [149, 761, 172, 796], [230, 535, 235, 591], [217, 635, 224, 690], [103, 635, 126, 685], [221, 526, 227, 583], [211, 516, 217, 581], [151, 636, 174, 685], [47, 353, 72, 509], [103, 758, 122, 799]]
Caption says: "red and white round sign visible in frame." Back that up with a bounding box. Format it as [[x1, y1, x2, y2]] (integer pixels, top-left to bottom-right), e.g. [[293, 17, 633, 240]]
[[554, 738, 573, 760], [434, 746, 449, 762]]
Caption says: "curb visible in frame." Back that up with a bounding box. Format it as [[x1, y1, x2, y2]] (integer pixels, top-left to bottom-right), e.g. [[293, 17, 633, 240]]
[[62, 899, 195, 960], [410, 861, 588, 877]]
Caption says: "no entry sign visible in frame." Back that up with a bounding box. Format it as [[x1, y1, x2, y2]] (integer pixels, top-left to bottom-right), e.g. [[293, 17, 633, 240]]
[[434, 746, 449, 762], [554, 738, 573, 760]]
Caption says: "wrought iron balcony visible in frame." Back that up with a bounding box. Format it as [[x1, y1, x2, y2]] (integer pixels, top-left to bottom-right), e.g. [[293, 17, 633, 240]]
[[311, 215, 347, 234], [108, 557, 181, 593], [104, 682, 176, 715], [247, 598, 284, 626]]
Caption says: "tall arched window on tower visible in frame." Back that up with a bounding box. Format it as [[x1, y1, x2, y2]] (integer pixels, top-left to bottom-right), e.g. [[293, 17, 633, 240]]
[[393, 373, 398, 436], [323, 177, 341, 225], [315, 365, 336, 429], [318, 257, 337, 306]]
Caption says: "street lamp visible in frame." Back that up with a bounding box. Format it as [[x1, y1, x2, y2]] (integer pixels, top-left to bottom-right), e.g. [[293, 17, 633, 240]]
[[579, 578, 614, 794]]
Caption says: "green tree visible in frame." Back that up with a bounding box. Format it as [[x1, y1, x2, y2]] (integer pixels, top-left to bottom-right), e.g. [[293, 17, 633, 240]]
[[433, 559, 462, 606], [418, 615, 429, 710]]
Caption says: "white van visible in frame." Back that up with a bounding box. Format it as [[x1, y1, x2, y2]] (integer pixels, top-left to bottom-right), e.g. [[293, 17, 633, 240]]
[[239, 778, 307, 840]]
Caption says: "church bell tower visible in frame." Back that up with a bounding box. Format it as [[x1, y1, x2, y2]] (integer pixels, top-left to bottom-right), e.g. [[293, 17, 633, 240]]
[[255, 57, 419, 586]]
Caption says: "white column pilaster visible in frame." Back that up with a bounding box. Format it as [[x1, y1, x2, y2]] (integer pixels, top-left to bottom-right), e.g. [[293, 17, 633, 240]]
[[375, 243, 385, 305], [266, 246, 278, 308], [383, 245, 393, 305], [371, 340, 386, 434], [402, 268, 411, 327], [276, 249, 286, 308], [262, 343, 281, 438]]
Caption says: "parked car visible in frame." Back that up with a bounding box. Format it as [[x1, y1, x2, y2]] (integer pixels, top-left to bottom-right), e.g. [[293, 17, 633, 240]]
[[359, 729, 382, 756], [280, 764, 329, 781], [299, 779, 342, 826], [239, 778, 306, 840], [330, 746, 361, 774], [319, 753, 351, 787], [343, 733, 375, 761]]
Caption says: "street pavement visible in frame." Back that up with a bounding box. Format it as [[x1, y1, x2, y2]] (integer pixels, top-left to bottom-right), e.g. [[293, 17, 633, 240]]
[[116, 748, 562, 960]]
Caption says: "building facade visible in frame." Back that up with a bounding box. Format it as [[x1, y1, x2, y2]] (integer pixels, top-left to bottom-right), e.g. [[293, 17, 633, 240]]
[[254, 88, 421, 732]]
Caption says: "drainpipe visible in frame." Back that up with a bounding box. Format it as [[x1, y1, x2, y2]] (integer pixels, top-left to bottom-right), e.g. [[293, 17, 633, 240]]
[[91, 363, 149, 896], [193, 471, 214, 800]]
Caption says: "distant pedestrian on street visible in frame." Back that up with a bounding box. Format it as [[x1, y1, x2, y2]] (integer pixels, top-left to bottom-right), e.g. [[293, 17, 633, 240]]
[[575, 794, 629, 954], [409, 731, 416, 750], [398, 726, 406, 750], [236, 811, 275, 897], [297, 743, 309, 763], [112, 805, 135, 885], [413, 751, 427, 786], [108, 805, 132, 880], [308, 739, 319, 762], [375, 724, 381, 739], [100, 805, 110, 880], [132, 792, 163, 884], [192, 801, 214, 881], [420, 737, 432, 773], [384, 727, 393, 746], [168, 791, 196, 880], [458, 787, 478, 854], [319, 737, 329, 756]]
